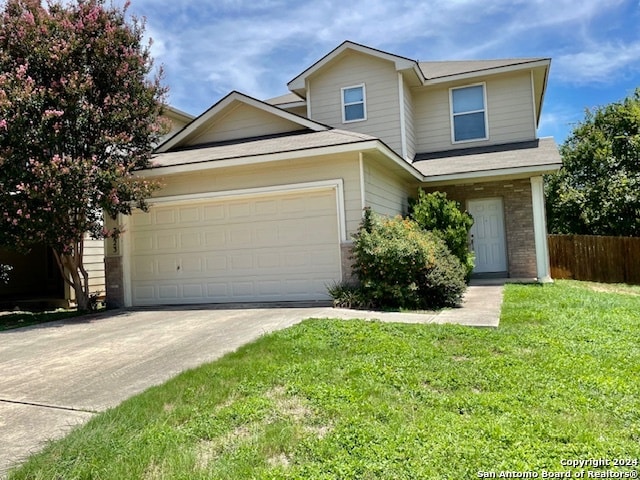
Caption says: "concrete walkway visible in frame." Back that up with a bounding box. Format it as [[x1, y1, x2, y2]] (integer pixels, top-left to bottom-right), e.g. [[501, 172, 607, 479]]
[[0, 283, 503, 477]]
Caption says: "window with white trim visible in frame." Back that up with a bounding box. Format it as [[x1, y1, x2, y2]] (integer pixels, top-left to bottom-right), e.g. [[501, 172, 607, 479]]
[[341, 84, 366, 123], [450, 84, 488, 142]]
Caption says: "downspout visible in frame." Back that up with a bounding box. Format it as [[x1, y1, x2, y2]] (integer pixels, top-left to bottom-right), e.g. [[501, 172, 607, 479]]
[[359, 152, 366, 212]]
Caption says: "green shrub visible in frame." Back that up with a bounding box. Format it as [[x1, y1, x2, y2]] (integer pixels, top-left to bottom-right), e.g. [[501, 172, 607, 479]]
[[326, 281, 371, 309], [350, 209, 466, 309], [409, 189, 475, 280]]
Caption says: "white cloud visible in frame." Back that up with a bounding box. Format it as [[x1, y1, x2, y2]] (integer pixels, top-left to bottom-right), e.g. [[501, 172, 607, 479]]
[[538, 106, 584, 141], [114, 0, 638, 114], [553, 41, 640, 84]]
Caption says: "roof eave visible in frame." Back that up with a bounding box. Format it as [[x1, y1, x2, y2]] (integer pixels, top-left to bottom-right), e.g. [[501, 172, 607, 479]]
[[143, 140, 382, 177], [423, 59, 551, 85], [162, 105, 195, 123], [421, 163, 562, 185], [141, 138, 423, 182], [275, 101, 307, 109]]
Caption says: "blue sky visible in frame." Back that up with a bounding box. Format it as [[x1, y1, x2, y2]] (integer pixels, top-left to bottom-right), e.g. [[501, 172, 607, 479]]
[[121, 0, 640, 145]]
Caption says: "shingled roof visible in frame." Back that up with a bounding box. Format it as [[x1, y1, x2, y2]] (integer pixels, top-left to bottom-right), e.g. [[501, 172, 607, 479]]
[[418, 58, 549, 80], [151, 129, 378, 168], [414, 138, 562, 181]]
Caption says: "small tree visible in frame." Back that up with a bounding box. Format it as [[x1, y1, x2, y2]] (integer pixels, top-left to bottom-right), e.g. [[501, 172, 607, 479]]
[[546, 89, 640, 236], [409, 189, 475, 280], [0, 0, 167, 310]]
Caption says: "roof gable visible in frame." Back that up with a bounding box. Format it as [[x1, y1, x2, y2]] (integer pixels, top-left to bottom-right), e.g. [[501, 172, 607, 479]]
[[156, 91, 329, 153], [287, 40, 425, 96]]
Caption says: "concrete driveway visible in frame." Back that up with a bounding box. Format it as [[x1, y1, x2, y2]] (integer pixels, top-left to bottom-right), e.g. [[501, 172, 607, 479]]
[[0, 283, 503, 476]]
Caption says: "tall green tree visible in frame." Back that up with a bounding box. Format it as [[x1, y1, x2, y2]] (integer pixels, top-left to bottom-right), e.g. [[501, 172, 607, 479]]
[[546, 89, 640, 236], [0, 0, 167, 310]]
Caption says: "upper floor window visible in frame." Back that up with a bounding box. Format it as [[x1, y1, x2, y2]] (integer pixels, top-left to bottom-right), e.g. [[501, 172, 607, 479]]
[[450, 84, 488, 143], [341, 84, 366, 123]]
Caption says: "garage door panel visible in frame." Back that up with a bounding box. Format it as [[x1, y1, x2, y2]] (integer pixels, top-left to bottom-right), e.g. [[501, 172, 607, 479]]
[[255, 199, 278, 215], [257, 252, 280, 268], [232, 282, 254, 297], [132, 213, 152, 227], [134, 285, 155, 301], [204, 205, 225, 221], [155, 209, 176, 225], [178, 206, 201, 223], [256, 279, 282, 295], [183, 284, 204, 298], [133, 235, 154, 253], [206, 256, 228, 271], [228, 201, 252, 218], [132, 257, 155, 278], [207, 282, 228, 297], [130, 188, 342, 305], [181, 257, 203, 273], [230, 254, 254, 270], [204, 231, 227, 248], [159, 285, 179, 299], [255, 227, 279, 245], [180, 232, 202, 249], [280, 197, 307, 214], [229, 227, 253, 246]]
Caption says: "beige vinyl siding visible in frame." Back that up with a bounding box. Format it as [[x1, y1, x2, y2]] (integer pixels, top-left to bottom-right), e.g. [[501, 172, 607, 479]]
[[403, 76, 416, 161], [413, 70, 536, 153], [279, 105, 308, 117], [68, 235, 105, 302], [135, 153, 363, 239], [186, 103, 306, 147], [309, 51, 403, 156], [363, 159, 412, 217], [83, 236, 105, 294]]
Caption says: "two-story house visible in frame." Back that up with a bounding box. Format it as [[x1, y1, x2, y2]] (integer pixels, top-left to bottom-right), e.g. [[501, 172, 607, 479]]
[[104, 41, 561, 308]]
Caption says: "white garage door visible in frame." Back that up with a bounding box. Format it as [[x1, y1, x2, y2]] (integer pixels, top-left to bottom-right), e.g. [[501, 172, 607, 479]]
[[128, 188, 342, 306]]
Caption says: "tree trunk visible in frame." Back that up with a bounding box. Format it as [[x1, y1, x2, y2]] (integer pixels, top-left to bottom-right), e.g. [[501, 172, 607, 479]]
[[53, 236, 92, 312]]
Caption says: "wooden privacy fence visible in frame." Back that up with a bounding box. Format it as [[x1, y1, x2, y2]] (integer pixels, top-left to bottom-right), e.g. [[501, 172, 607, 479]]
[[548, 234, 640, 285]]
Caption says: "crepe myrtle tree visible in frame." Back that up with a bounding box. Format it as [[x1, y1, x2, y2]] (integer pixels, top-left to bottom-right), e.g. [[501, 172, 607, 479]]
[[0, 0, 168, 311]]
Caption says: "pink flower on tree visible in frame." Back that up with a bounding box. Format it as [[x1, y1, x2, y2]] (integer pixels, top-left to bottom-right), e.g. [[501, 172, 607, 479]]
[[0, 0, 167, 311]]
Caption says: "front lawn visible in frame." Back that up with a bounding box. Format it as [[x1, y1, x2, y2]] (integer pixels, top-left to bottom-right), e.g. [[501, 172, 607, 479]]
[[8, 281, 640, 479]]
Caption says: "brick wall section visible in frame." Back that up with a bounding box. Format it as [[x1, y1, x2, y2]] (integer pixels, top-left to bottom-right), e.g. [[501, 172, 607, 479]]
[[341, 242, 356, 283], [104, 256, 124, 309], [423, 178, 537, 278]]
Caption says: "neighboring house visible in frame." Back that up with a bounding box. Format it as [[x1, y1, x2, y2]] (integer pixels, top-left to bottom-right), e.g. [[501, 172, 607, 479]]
[[104, 41, 561, 308], [161, 105, 195, 142]]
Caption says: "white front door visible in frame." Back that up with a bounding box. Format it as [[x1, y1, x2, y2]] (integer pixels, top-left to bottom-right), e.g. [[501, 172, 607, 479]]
[[468, 198, 507, 273]]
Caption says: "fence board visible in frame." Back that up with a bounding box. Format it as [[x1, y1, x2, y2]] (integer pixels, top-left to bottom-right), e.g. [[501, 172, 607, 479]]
[[548, 234, 640, 285]]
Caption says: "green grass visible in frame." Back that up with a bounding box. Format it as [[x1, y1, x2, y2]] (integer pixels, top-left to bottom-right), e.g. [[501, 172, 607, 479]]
[[0, 309, 89, 331], [8, 280, 640, 479]]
